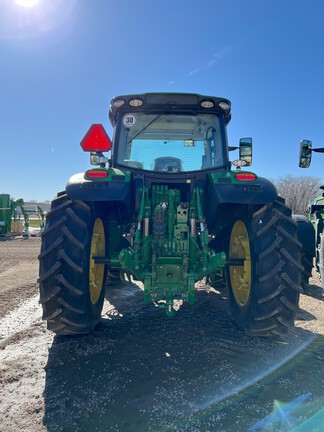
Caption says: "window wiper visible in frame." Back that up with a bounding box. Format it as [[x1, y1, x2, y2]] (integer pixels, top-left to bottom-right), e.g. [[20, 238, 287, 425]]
[[127, 110, 167, 145]]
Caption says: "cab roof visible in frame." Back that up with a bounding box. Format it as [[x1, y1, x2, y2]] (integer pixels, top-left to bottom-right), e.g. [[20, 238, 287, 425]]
[[109, 92, 231, 125]]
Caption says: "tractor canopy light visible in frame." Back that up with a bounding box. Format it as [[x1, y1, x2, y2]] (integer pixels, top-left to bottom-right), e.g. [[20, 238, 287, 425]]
[[86, 170, 108, 179], [80, 124, 112, 152], [235, 172, 257, 182], [219, 101, 230, 110], [129, 98, 143, 107], [112, 99, 125, 108], [200, 100, 214, 108]]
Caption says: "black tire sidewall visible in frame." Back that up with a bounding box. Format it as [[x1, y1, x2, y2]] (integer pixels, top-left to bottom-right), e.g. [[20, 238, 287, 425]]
[[39, 195, 107, 334], [225, 201, 301, 336]]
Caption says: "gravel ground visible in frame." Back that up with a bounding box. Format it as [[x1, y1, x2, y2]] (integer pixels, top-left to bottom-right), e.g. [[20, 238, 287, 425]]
[[0, 236, 323, 432]]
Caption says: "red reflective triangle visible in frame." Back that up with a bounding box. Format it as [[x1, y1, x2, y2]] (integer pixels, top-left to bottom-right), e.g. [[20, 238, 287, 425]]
[[80, 124, 112, 152]]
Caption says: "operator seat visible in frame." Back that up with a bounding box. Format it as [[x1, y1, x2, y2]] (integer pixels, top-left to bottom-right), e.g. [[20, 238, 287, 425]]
[[153, 157, 182, 172]]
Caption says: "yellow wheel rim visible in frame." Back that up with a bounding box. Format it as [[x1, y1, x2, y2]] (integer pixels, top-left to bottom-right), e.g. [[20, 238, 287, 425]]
[[229, 220, 251, 307], [89, 218, 105, 304]]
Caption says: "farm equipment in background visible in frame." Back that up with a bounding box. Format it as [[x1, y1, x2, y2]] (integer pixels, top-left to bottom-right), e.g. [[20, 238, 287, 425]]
[[0, 194, 46, 237], [36, 206, 46, 229], [0, 194, 25, 235], [39, 92, 302, 337], [297, 140, 324, 288], [19, 204, 46, 235]]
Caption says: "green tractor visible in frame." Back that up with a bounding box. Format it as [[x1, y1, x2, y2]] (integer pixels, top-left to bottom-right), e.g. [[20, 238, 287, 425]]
[[0, 194, 25, 236], [297, 140, 324, 288], [38, 93, 302, 337]]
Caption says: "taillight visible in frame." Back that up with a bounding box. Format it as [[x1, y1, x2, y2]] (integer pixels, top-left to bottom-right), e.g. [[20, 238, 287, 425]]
[[235, 172, 256, 182], [80, 124, 112, 152], [86, 170, 108, 179]]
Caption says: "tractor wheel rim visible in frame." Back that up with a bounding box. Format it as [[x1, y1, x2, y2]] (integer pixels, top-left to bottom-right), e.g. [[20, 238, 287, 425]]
[[89, 218, 105, 304], [229, 220, 251, 307]]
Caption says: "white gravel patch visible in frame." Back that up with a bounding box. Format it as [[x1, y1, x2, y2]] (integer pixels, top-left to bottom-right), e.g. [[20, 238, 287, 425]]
[[0, 293, 42, 340]]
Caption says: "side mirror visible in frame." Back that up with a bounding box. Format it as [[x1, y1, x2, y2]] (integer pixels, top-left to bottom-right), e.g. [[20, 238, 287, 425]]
[[239, 137, 252, 166], [299, 140, 312, 168]]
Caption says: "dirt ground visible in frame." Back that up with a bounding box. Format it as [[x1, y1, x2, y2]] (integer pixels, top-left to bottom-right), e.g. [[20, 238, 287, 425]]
[[0, 236, 323, 432]]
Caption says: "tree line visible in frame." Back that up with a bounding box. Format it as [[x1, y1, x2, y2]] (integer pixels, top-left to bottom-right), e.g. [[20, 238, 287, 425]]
[[271, 175, 323, 215]]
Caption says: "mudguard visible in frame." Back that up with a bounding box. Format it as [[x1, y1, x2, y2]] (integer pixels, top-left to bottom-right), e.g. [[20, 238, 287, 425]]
[[206, 175, 278, 226], [292, 214, 315, 259], [65, 172, 132, 221]]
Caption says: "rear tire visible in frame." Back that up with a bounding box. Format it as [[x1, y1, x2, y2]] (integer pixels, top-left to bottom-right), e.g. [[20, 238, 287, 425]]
[[38, 193, 107, 336], [226, 200, 303, 337], [301, 251, 313, 287], [292, 214, 315, 288], [318, 230, 324, 288]]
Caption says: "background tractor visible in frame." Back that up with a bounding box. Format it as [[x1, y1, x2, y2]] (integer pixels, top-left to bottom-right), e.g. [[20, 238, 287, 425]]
[[0, 194, 46, 237], [38, 93, 302, 337], [297, 140, 324, 288], [0, 194, 24, 235]]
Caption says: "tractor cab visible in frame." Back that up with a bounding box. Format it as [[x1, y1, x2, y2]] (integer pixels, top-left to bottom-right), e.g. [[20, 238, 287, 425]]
[[81, 93, 253, 175], [109, 93, 231, 174]]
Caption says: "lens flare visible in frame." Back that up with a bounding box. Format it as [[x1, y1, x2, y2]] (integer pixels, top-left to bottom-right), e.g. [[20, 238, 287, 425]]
[[15, 0, 41, 7], [1, 0, 77, 41]]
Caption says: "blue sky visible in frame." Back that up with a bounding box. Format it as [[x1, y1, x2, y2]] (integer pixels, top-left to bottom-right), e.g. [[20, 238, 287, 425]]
[[0, 0, 323, 201]]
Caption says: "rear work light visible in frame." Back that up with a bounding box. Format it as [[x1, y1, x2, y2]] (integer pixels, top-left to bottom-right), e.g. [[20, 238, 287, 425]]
[[80, 124, 112, 152], [235, 172, 257, 182], [129, 98, 143, 107], [200, 100, 214, 108], [86, 170, 108, 179], [219, 101, 230, 110], [112, 99, 125, 108]]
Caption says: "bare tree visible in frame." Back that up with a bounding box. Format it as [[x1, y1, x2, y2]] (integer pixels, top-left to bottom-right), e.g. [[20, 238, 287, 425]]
[[272, 175, 322, 215]]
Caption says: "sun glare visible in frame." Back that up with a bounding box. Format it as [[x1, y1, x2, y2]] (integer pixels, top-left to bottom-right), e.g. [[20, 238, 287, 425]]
[[1, 0, 76, 41], [15, 0, 41, 7]]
